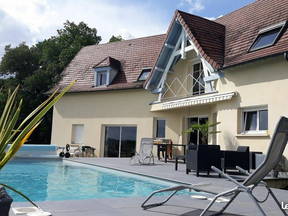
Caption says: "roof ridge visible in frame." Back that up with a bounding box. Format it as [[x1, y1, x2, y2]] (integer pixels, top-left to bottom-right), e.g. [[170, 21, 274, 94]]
[[84, 33, 166, 49], [176, 9, 225, 27]]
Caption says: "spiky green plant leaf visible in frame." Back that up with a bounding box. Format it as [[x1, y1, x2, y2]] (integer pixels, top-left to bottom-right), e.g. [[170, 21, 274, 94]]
[[0, 81, 75, 207]]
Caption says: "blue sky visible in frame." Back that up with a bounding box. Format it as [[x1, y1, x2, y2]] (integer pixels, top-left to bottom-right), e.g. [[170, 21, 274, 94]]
[[117, 0, 255, 21], [0, 0, 254, 59]]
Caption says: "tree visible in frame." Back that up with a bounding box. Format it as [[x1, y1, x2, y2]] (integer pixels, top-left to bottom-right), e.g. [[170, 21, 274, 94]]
[[109, 35, 123, 43], [0, 21, 101, 144], [0, 43, 39, 81], [40, 21, 101, 69]]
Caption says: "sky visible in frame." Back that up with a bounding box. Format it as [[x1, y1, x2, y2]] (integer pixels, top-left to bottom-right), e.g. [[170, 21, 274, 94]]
[[0, 0, 254, 59]]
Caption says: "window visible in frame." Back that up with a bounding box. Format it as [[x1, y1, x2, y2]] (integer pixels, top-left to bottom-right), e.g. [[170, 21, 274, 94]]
[[242, 108, 268, 133], [187, 117, 208, 145], [156, 119, 166, 138], [138, 68, 151, 81], [96, 70, 108, 86], [249, 21, 287, 52], [71, 124, 84, 144], [192, 63, 205, 95]]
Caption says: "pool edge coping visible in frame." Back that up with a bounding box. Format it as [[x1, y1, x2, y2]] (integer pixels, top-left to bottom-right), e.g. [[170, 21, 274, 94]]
[[64, 159, 192, 186]]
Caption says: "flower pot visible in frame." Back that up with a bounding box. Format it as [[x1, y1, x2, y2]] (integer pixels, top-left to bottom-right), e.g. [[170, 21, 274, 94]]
[[0, 187, 13, 216]]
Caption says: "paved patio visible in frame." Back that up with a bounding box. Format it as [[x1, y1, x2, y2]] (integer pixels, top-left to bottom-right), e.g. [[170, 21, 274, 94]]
[[10, 158, 288, 216]]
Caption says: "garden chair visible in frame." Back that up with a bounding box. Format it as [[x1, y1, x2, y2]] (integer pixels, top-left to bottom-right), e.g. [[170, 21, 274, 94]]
[[130, 138, 154, 165]]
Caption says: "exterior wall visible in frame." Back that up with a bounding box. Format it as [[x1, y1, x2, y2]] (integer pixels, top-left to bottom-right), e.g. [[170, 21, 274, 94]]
[[162, 52, 199, 100], [152, 105, 214, 143], [216, 56, 288, 156], [52, 89, 202, 157], [163, 58, 188, 99], [51, 89, 156, 157], [151, 105, 214, 155]]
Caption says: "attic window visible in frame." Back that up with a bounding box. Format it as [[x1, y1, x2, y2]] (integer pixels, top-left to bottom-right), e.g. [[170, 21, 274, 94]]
[[95, 69, 108, 86], [249, 21, 287, 52], [138, 68, 151, 81]]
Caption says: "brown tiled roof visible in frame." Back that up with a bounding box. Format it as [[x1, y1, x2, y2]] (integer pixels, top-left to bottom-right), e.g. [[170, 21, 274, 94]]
[[215, 0, 288, 68], [57, 34, 165, 92], [175, 0, 288, 69], [176, 10, 225, 69], [93, 56, 121, 69]]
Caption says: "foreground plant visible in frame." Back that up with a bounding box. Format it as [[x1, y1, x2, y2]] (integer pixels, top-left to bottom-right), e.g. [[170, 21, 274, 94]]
[[0, 81, 75, 208]]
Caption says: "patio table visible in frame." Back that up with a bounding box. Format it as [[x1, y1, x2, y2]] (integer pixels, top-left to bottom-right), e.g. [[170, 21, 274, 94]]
[[153, 143, 186, 163]]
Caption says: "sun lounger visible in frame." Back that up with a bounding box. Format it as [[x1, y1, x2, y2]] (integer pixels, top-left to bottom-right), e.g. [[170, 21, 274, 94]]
[[141, 116, 288, 216], [130, 138, 154, 165]]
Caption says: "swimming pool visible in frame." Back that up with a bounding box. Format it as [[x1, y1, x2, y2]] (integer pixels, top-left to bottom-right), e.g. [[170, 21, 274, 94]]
[[0, 159, 186, 202]]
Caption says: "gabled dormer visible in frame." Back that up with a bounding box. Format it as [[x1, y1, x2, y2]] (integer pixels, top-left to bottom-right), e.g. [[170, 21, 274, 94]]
[[145, 10, 225, 96], [144, 10, 237, 111], [93, 57, 121, 87]]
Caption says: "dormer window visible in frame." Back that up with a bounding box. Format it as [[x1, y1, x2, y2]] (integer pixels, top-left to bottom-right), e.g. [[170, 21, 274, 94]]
[[93, 57, 121, 87], [138, 68, 151, 81], [249, 21, 287, 52], [96, 69, 108, 86]]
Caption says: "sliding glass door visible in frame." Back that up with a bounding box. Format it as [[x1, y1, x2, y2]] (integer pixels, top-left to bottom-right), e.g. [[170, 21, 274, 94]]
[[120, 127, 137, 157], [104, 126, 120, 157], [104, 126, 137, 157], [187, 117, 208, 145]]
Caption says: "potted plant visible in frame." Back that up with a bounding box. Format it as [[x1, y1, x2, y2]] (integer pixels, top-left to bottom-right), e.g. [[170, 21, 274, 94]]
[[184, 122, 221, 144], [0, 81, 75, 215]]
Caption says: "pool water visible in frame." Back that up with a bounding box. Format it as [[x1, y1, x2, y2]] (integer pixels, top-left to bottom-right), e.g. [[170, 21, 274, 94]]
[[0, 159, 187, 202]]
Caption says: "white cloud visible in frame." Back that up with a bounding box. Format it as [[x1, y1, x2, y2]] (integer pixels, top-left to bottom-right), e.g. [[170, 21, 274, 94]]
[[204, 14, 223, 21], [0, 8, 34, 60], [180, 0, 205, 13], [0, 0, 168, 59], [115, 29, 135, 40]]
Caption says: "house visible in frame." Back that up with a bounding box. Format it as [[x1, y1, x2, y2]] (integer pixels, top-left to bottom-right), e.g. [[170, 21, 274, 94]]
[[51, 0, 288, 158]]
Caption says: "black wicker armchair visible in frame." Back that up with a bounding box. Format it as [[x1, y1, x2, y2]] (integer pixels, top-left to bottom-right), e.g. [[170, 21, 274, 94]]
[[186, 145, 222, 176]]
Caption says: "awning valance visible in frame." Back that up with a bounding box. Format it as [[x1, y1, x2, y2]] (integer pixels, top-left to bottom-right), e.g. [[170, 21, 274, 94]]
[[150, 92, 236, 111]]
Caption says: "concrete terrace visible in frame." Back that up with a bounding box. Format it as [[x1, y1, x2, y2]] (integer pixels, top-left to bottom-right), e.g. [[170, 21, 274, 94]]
[[10, 158, 288, 216]]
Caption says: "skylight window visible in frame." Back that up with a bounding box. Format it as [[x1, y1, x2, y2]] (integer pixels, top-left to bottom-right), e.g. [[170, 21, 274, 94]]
[[138, 68, 151, 81], [249, 21, 287, 52]]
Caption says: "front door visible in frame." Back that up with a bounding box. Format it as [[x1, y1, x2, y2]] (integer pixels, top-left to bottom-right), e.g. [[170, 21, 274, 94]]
[[104, 126, 137, 157], [187, 117, 208, 145]]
